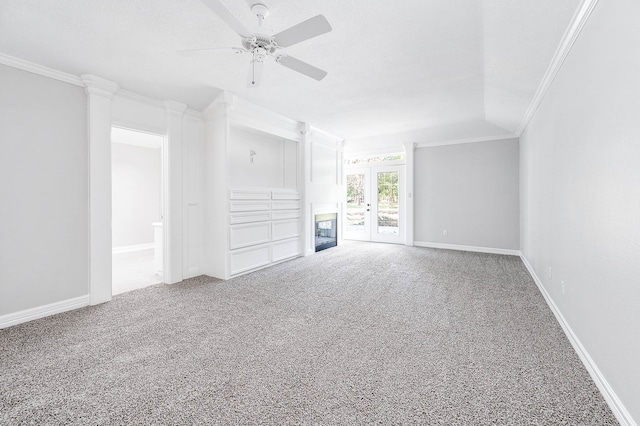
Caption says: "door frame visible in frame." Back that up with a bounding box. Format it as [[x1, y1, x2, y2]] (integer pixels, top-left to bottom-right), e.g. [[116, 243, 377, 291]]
[[344, 161, 406, 244], [111, 126, 167, 287]]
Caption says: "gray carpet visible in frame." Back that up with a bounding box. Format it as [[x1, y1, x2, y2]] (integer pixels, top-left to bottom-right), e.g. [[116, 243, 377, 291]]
[[0, 242, 618, 425]]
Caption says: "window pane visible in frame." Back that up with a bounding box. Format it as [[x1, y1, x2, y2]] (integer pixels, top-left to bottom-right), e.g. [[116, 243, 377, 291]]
[[377, 172, 398, 234], [345, 153, 405, 166], [346, 173, 366, 233]]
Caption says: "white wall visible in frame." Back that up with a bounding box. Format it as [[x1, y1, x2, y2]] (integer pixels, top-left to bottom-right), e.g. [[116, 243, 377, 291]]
[[0, 65, 88, 315], [414, 138, 520, 251], [520, 0, 640, 422], [111, 142, 161, 248]]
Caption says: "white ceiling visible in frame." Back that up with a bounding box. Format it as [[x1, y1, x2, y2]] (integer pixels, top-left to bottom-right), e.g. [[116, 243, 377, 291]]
[[0, 0, 582, 143]]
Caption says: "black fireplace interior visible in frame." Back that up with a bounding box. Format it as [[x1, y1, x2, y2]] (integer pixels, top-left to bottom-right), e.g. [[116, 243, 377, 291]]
[[315, 213, 337, 252]]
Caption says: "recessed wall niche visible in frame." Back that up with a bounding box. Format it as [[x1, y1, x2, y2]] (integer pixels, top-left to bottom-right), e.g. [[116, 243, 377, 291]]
[[228, 126, 298, 189]]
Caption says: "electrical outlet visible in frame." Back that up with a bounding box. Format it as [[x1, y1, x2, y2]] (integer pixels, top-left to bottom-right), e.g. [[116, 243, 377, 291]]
[[561, 280, 565, 295], [443, 229, 448, 236]]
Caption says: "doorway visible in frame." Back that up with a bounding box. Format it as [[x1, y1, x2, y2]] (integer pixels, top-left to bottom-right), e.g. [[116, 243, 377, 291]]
[[111, 127, 164, 294], [345, 165, 404, 244]]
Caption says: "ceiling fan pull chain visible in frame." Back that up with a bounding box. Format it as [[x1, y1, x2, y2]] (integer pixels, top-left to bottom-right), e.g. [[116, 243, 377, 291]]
[[251, 52, 256, 85]]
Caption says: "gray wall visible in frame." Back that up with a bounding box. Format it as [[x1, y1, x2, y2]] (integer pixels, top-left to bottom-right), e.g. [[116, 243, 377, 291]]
[[414, 138, 520, 250], [0, 64, 88, 315], [112, 143, 161, 247], [520, 0, 640, 421]]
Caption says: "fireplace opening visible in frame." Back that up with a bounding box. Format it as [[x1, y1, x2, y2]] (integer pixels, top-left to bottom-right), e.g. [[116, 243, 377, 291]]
[[315, 213, 337, 252]]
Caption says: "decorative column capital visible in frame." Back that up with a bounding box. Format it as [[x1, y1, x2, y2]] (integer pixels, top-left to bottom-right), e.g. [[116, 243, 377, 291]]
[[299, 122, 311, 136], [202, 91, 234, 121], [164, 100, 188, 117], [81, 74, 119, 98], [403, 142, 417, 152]]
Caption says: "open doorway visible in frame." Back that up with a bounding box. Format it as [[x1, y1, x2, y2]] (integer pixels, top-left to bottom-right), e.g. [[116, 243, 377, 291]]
[[111, 127, 164, 294]]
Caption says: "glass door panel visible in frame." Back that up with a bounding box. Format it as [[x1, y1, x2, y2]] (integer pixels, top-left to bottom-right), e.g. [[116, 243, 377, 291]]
[[376, 171, 399, 235], [370, 165, 403, 244], [345, 171, 370, 240]]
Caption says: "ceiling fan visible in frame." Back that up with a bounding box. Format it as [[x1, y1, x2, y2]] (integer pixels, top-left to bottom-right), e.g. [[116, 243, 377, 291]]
[[181, 0, 332, 87]]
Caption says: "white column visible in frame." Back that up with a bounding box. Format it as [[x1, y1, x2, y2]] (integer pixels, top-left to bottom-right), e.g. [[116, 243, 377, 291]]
[[301, 123, 314, 256], [164, 100, 188, 284], [404, 142, 416, 246], [202, 93, 233, 278], [338, 139, 346, 245], [81, 75, 119, 305]]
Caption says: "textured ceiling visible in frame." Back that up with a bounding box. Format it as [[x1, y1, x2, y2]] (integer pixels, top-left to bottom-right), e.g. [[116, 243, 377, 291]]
[[0, 0, 581, 142]]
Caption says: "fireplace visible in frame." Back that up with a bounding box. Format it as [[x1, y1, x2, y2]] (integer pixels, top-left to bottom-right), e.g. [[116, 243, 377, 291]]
[[315, 213, 337, 252]]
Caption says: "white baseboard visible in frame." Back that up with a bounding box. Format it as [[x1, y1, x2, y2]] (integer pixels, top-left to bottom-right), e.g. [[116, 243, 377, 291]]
[[520, 255, 636, 426], [112, 243, 155, 255], [414, 241, 521, 256], [0, 295, 90, 329]]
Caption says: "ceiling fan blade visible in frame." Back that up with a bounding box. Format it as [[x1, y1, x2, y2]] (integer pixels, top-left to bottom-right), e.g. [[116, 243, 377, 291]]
[[277, 55, 327, 81], [177, 47, 244, 56], [200, 0, 253, 38], [273, 15, 332, 48], [247, 60, 264, 88]]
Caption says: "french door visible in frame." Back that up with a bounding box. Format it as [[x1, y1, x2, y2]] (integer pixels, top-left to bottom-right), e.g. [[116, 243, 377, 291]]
[[344, 165, 404, 244]]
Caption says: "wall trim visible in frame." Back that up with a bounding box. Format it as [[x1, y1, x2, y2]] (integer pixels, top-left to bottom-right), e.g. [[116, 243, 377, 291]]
[[516, 0, 600, 136], [344, 144, 406, 159], [112, 243, 155, 254], [415, 134, 517, 149], [520, 255, 636, 426], [0, 52, 84, 86], [414, 241, 521, 256], [0, 295, 90, 330]]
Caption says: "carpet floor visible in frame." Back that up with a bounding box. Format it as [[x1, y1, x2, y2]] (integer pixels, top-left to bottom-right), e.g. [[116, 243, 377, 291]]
[[0, 242, 618, 425]]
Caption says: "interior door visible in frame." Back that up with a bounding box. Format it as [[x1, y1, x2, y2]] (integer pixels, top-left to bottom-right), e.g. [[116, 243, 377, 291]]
[[344, 165, 404, 244]]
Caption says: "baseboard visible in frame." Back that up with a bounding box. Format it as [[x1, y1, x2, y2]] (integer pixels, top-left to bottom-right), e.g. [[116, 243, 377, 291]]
[[0, 295, 90, 330], [520, 255, 636, 426], [414, 241, 521, 256], [112, 243, 155, 254]]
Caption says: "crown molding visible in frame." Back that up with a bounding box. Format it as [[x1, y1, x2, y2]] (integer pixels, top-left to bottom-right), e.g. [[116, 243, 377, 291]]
[[116, 89, 164, 108], [415, 133, 517, 148], [0, 52, 83, 87], [0, 53, 203, 118], [517, 0, 600, 136], [309, 126, 345, 144], [117, 89, 202, 119]]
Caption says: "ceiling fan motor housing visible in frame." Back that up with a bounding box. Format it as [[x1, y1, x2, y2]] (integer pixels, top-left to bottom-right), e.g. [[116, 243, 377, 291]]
[[242, 35, 278, 55]]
